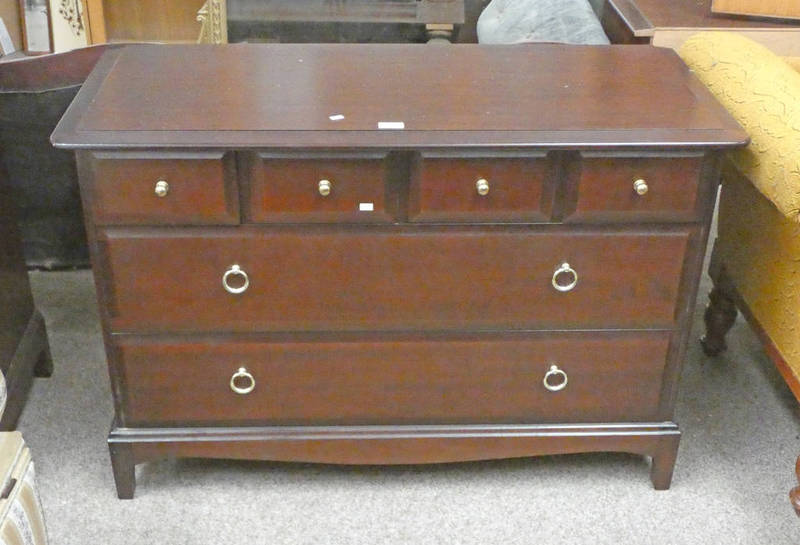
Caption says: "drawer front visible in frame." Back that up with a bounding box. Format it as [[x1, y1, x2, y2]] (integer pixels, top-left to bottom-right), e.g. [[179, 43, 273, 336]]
[[408, 154, 552, 222], [565, 154, 704, 223], [101, 227, 690, 333], [117, 332, 670, 426], [87, 152, 239, 225], [244, 153, 395, 223]]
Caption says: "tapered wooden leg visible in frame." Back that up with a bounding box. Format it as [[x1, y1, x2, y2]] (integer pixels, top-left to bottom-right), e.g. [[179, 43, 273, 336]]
[[650, 435, 680, 490], [109, 441, 136, 499], [700, 243, 738, 356]]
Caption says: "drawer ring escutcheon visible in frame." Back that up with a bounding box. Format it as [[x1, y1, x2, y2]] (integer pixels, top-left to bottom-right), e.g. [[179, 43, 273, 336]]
[[222, 264, 249, 294], [551, 262, 578, 292], [543, 365, 568, 392], [230, 367, 256, 395]]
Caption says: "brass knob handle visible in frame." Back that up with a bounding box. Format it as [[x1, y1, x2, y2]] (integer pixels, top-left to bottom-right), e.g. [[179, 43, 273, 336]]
[[543, 364, 568, 392], [551, 262, 578, 292], [154, 180, 169, 197], [230, 367, 255, 395], [476, 178, 489, 196], [318, 179, 332, 196], [633, 179, 648, 196], [222, 264, 249, 295]]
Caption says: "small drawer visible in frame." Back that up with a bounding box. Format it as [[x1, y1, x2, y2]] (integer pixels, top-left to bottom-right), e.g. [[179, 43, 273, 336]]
[[244, 153, 395, 223], [409, 153, 553, 222], [86, 152, 238, 225], [565, 153, 704, 223], [116, 331, 670, 426]]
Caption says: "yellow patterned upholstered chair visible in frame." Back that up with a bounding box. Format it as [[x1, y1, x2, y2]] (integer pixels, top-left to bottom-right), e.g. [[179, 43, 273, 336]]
[[678, 33, 800, 401]]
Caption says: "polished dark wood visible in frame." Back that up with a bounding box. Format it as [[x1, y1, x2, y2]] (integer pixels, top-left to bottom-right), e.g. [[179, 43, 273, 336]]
[[88, 152, 238, 225], [598, 0, 649, 44], [99, 227, 690, 333], [0, 156, 51, 430], [408, 153, 553, 222], [565, 153, 704, 223], [0, 44, 119, 91], [108, 422, 681, 499], [118, 331, 671, 426], [243, 152, 396, 223], [51, 44, 748, 498], [52, 44, 746, 149]]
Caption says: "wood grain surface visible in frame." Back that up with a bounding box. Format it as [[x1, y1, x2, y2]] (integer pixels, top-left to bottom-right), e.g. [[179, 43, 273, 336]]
[[712, 0, 800, 21], [408, 153, 553, 222], [565, 153, 704, 223], [118, 331, 670, 425], [88, 152, 239, 225], [54, 44, 748, 497], [99, 226, 690, 332], [244, 152, 396, 223], [51, 44, 748, 149]]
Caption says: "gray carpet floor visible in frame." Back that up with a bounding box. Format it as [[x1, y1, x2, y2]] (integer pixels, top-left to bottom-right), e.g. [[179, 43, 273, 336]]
[[16, 267, 800, 544]]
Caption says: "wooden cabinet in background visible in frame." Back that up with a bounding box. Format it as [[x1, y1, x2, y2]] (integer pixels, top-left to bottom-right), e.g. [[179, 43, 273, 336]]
[[711, 0, 800, 21], [601, 0, 800, 54], [84, 0, 205, 43]]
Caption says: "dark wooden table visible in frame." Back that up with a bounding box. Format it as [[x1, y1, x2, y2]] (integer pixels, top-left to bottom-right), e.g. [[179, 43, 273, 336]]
[[600, 0, 800, 54], [52, 43, 747, 498]]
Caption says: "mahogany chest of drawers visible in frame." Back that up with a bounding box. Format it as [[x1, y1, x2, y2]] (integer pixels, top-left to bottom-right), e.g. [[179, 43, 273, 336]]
[[52, 43, 747, 498]]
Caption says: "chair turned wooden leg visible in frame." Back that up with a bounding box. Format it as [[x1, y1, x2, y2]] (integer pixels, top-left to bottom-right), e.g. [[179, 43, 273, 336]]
[[700, 246, 738, 356], [791, 456, 800, 516]]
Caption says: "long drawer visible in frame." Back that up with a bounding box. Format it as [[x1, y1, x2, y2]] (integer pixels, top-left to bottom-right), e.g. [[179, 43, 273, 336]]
[[116, 331, 671, 426], [99, 227, 690, 333]]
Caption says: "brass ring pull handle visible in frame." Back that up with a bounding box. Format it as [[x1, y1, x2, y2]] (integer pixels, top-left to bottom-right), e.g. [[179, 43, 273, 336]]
[[543, 364, 568, 392], [154, 180, 169, 197], [230, 367, 255, 395], [476, 178, 490, 196], [318, 179, 332, 196], [551, 262, 578, 292], [222, 264, 249, 294]]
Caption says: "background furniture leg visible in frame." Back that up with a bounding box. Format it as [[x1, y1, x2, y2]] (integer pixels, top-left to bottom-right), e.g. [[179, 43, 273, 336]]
[[792, 456, 800, 516], [426, 23, 454, 42], [701, 242, 738, 356]]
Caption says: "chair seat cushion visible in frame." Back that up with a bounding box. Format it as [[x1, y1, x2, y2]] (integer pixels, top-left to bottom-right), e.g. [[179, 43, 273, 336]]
[[477, 0, 610, 45], [680, 32, 800, 222]]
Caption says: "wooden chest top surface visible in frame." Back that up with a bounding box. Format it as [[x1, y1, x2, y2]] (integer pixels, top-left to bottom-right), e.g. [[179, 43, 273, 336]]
[[51, 43, 747, 149]]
